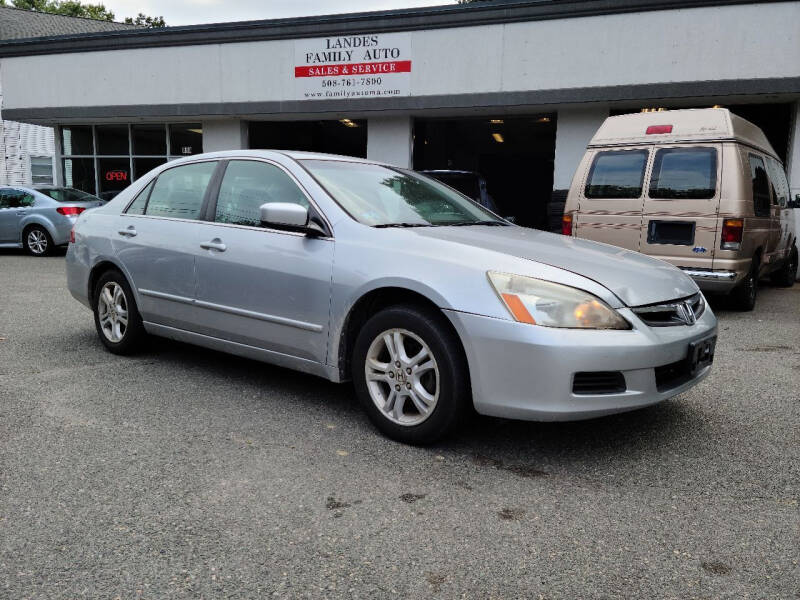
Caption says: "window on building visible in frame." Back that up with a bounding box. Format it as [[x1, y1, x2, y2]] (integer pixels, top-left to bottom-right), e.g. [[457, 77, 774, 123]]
[[169, 123, 203, 157], [62, 157, 96, 194], [215, 160, 308, 227], [649, 147, 717, 199], [145, 161, 217, 220], [30, 156, 54, 185], [585, 150, 648, 199], [59, 123, 182, 195], [749, 154, 772, 217], [61, 126, 94, 155]]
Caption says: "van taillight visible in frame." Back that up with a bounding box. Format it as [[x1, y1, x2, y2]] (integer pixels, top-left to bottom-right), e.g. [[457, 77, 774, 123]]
[[646, 125, 673, 135], [721, 218, 743, 250], [562, 213, 573, 236], [56, 206, 85, 217]]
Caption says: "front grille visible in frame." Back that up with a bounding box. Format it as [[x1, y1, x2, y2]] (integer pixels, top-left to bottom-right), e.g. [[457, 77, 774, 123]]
[[654, 359, 693, 392], [632, 293, 705, 327], [572, 371, 626, 395]]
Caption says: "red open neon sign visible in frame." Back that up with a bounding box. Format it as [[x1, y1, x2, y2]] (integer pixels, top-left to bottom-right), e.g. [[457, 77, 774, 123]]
[[105, 170, 128, 182]]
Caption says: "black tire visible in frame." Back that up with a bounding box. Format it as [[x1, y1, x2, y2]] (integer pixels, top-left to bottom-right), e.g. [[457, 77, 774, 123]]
[[92, 269, 146, 355], [352, 305, 470, 445], [770, 245, 798, 288], [23, 225, 54, 257], [730, 255, 760, 311]]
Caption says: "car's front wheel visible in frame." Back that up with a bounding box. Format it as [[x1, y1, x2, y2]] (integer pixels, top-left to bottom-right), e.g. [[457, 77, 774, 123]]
[[93, 270, 146, 354], [23, 225, 53, 257], [352, 305, 469, 445]]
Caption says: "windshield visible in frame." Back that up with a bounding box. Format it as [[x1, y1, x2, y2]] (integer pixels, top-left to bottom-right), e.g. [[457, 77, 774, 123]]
[[37, 187, 102, 203], [301, 160, 504, 227]]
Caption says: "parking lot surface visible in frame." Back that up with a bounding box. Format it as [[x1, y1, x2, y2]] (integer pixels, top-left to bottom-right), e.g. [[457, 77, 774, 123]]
[[1, 251, 798, 599]]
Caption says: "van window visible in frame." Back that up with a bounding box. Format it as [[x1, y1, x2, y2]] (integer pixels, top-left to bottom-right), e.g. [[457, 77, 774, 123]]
[[748, 154, 771, 218], [584, 150, 648, 199], [649, 147, 717, 199], [765, 157, 790, 208]]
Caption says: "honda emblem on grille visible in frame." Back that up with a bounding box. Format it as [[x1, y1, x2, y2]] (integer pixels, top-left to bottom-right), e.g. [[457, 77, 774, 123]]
[[677, 301, 696, 325]]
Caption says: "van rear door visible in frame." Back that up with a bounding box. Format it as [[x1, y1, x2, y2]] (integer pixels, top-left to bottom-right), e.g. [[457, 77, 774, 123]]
[[639, 144, 721, 270], [574, 147, 650, 251]]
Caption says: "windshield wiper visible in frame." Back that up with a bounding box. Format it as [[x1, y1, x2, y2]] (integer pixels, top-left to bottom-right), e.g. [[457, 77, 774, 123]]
[[373, 222, 433, 228], [445, 220, 508, 226]]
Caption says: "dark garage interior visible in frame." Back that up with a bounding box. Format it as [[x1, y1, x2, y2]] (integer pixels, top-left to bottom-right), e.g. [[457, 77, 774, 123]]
[[249, 119, 368, 158], [413, 115, 557, 229]]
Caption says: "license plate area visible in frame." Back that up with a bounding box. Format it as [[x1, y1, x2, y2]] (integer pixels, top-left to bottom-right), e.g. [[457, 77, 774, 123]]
[[688, 334, 716, 375], [647, 220, 696, 246]]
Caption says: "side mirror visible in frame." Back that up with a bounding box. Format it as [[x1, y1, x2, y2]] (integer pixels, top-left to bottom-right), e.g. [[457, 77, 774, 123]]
[[259, 202, 326, 236]]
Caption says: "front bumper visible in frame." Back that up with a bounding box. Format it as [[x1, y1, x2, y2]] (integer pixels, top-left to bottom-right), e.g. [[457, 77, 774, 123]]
[[443, 304, 717, 421]]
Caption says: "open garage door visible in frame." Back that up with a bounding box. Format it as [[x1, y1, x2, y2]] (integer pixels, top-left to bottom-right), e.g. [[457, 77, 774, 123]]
[[249, 119, 367, 157], [413, 115, 556, 229]]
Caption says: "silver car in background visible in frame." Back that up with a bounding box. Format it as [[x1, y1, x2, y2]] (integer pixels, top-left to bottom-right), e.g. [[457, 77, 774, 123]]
[[66, 150, 717, 444], [0, 186, 104, 256]]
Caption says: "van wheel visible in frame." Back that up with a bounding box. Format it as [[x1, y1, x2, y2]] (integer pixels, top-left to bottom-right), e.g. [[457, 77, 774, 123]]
[[770, 245, 797, 288], [351, 305, 469, 445], [730, 256, 759, 311]]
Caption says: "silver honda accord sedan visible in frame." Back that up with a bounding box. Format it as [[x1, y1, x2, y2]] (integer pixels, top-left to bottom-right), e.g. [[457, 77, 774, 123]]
[[66, 150, 717, 444]]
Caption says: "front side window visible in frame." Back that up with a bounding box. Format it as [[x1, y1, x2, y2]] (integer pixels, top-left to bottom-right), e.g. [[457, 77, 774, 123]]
[[145, 161, 217, 220], [301, 160, 503, 227], [649, 147, 717, 199], [585, 150, 649, 199], [748, 154, 771, 218], [765, 156, 790, 208], [215, 161, 309, 227]]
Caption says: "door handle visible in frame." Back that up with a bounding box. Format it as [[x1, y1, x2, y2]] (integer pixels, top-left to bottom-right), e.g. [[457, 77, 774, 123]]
[[200, 239, 226, 252], [118, 226, 137, 237], [16, 211, 27, 216]]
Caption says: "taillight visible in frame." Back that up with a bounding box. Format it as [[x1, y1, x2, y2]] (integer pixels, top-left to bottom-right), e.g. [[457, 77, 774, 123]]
[[646, 125, 673, 135], [56, 206, 85, 217], [69, 227, 75, 244], [562, 213, 574, 236], [721, 218, 743, 250]]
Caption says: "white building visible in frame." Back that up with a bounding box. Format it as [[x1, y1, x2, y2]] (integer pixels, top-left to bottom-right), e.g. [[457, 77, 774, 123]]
[[0, 6, 133, 186], [0, 0, 797, 228]]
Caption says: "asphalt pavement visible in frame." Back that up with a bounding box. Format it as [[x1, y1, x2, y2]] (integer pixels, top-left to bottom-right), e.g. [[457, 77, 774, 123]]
[[0, 250, 798, 599]]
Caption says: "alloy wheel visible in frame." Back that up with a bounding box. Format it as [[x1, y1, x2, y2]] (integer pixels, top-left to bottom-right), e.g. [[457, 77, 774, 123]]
[[27, 229, 48, 255], [97, 282, 129, 343], [364, 328, 440, 426]]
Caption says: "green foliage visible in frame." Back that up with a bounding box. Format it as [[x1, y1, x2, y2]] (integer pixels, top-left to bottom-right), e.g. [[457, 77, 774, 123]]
[[1, 0, 166, 27]]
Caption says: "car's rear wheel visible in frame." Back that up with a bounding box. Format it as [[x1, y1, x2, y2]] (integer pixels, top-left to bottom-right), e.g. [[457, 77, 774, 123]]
[[23, 225, 53, 257], [352, 305, 469, 445], [730, 255, 760, 311], [93, 270, 146, 354], [771, 245, 797, 288]]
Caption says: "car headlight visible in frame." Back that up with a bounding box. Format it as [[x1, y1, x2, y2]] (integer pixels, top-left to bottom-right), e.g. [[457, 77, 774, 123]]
[[487, 271, 630, 329]]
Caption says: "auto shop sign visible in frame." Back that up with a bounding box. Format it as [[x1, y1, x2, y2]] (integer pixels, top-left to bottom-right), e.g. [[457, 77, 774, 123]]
[[294, 32, 411, 100]]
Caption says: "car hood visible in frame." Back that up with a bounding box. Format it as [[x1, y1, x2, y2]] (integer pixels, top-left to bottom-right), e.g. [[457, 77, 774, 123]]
[[412, 225, 699, 307]]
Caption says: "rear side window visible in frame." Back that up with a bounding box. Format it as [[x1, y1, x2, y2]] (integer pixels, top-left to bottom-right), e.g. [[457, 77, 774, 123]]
[[584, 150, 648, 199], [748, 154, 771, 218], [765, 156, 789, 208], [215, 160, 309, 227], [0, 189, 34, 208], [145, 161, 217, 220], [649, 147, 717, 199], [125, 180, 155, 215]]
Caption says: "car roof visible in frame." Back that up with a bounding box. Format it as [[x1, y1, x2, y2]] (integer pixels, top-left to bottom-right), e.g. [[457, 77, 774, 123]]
[[168, 149, 382, 165]]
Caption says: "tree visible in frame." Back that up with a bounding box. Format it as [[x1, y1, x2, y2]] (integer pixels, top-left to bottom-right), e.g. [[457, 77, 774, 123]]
[[124, 13, 166, 28], [0, 0, 165, 27]]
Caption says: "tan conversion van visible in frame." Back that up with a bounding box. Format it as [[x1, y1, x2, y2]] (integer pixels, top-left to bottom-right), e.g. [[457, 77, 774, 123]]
[[563, 108, 797, 310]]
